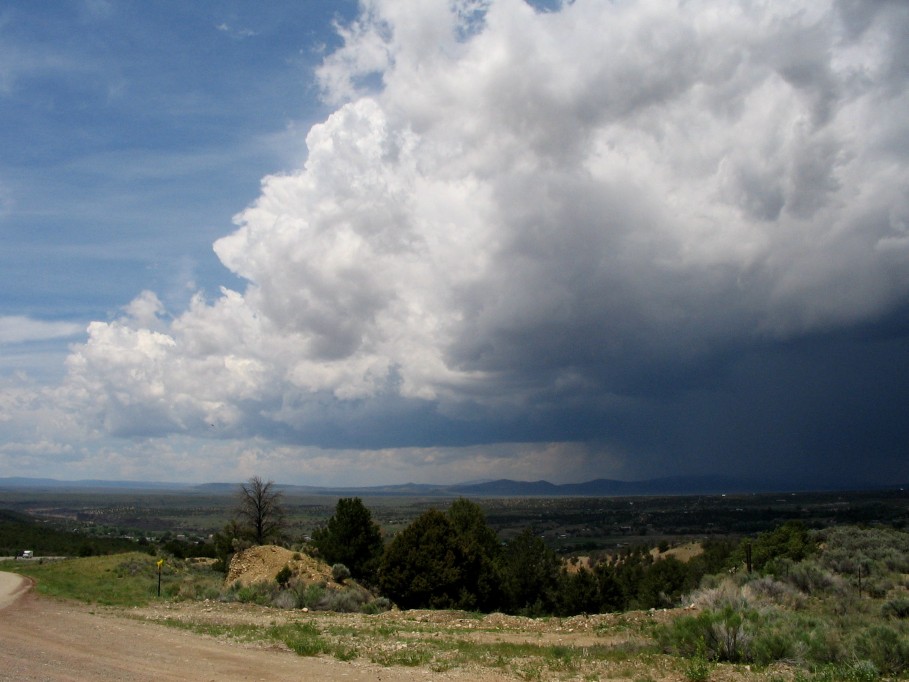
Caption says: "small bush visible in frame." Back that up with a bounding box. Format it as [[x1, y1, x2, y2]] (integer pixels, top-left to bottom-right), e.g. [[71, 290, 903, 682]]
[[223, 581, 277, 606], [743, 576, 806, 609], [659, 605, 756, 662], [786, 561, 837, 595], [854, 625, 909, 676], [275, 564, 292, 587], [319, 587, 369, 612], [686, 579, 748, 611], [750, 628, 795, 666], [332, 563, 351, 583], [803, 622, 847, 666], [848, 660, 880, 682], [298, 583, 326, 609], [271, 589, 297, 610], [882, 598, 909, 619], [174, 578, 221, 602], [683, 654, 712, 682], [362, 596, 392, 614]]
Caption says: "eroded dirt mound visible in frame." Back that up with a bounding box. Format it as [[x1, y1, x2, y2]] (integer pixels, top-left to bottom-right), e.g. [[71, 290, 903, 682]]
[[226, 545, 335, 587]]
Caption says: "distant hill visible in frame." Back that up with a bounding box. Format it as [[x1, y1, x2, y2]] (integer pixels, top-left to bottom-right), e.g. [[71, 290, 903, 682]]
[[0, 477, 191, 491], [1, 475, 897, 496], [444, 475, 768, 496]]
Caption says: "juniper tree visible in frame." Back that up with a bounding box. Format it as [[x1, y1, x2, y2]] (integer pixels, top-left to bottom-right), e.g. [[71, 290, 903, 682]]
[[311, 497, 383, 584]]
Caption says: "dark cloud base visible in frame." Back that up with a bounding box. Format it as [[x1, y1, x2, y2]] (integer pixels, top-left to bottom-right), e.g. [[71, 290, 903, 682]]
[[263, 305, 909, 491]]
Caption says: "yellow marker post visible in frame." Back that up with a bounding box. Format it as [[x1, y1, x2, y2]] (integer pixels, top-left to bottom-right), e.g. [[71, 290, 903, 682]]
[[156, 558, 165, 597]]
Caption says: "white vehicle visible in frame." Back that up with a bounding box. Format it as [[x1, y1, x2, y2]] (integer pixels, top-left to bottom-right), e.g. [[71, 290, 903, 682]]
[[20, 550, 33, 559]]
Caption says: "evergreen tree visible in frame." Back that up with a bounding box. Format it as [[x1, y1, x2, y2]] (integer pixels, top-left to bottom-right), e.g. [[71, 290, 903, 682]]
[[497, 529, 560, 615], [636, 556, 688, 608], [379, 509, 464, 609], [446, 498, 502, 611], [594, 562, 625, 612], [311, 497, 383, 584], [556, 567, 600, 616]]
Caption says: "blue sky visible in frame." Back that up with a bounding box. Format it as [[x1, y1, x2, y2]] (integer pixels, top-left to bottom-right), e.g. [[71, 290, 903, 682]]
[[1, 0, 908, 488], [1, 1, 354, 373]]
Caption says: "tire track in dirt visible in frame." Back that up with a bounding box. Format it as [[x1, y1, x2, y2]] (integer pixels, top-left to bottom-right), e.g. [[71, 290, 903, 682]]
[[0, 572, 509, 681]]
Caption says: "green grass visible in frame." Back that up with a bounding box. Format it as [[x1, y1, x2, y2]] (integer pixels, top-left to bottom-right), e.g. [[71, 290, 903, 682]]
[[1, 553, 166, 606], [160, 618, 264, 641], [1, 552, 223, 607], [161, 618, 365, 661]]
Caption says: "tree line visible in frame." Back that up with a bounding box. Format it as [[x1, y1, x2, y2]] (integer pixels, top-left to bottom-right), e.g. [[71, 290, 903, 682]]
[[0, 508, 141, 557], [213, 477, 760, 617]]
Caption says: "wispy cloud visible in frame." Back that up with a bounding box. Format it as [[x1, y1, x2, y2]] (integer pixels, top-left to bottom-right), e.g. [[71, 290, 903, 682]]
[[216, 22, 258, 40], [0, 316, 83, 345]]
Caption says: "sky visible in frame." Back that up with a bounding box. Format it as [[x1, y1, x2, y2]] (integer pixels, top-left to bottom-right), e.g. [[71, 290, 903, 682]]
[[1, 0, 908, 489]]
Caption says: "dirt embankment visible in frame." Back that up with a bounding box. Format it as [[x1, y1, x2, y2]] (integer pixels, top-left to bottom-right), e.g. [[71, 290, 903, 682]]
[[225, 545, 337, 586]]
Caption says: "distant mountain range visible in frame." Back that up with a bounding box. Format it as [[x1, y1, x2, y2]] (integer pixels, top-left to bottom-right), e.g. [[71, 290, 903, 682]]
[[0, 477, 189, 491], [0, 475, 897, 496]]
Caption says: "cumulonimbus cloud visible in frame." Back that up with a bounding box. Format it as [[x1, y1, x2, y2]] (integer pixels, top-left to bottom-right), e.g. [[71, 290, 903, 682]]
[[64, 0, 909, 450]]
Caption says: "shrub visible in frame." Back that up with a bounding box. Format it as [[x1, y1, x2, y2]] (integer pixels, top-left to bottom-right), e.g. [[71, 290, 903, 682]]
[[173, 576, 221, 602], [882, 598, 909, 619], [848, 660, 880, 682], [320, 588, 368, 612], [683, 650, 712, 682], [742, 576, 805, 609], [750, 629, 795, 666], [331, 563, 351, 583], [362, 596, 392, 614], [637, 556, 688, 609], [222, 581, 278, 606], [803, 621, 847, 665], [272, 589, 297, 610], [853, 625, 909, 676], [819, 527, 909, 575], [786, 561, 838, 596], [298, 583, 326, 609], [748, 521, 816, 572], [275, 564, 292, 587], [659, 605, 756, 662], [686, 579, 748, 611]]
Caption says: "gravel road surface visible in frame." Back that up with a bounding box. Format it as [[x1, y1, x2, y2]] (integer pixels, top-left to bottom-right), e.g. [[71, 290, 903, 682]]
[[0, 572, 503, 681]]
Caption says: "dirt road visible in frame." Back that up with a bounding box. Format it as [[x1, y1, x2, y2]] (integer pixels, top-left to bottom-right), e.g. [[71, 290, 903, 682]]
[[0, 572, 507, 681]]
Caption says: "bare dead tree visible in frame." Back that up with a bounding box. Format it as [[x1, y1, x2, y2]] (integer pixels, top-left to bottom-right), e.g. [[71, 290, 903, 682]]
[[236, 476, 286, 545]]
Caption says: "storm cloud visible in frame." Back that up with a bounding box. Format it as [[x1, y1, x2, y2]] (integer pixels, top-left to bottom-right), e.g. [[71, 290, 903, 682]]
[[36, 0, 909, 485]]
